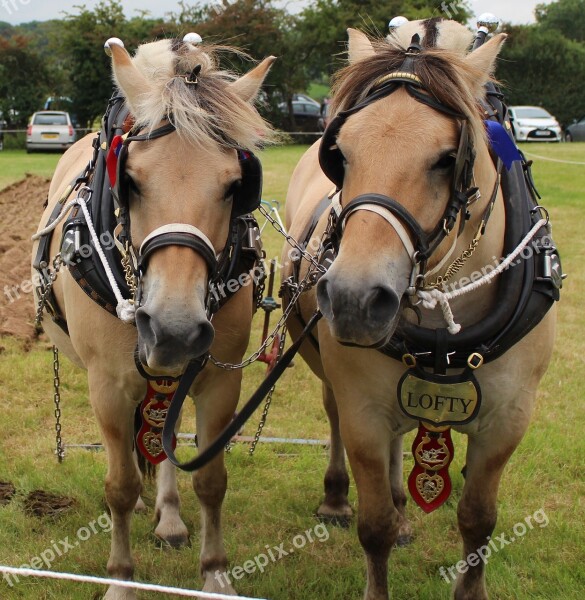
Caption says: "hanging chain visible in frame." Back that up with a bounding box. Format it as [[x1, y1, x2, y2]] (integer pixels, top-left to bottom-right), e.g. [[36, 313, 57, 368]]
[[121, 243, 138, 301], [52, 345, 65, 463], [208, 206, 327, 371], [248, 326, 288, 456], [424, 223, 484, 289], [34, 254, 63, 328]]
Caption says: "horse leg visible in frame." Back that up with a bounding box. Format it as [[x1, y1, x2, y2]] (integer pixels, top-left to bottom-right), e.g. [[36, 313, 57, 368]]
[[89, 372, 142, 600], [317, 383, 353, 526], [153, 459, 190, 548], [192, 370, 241, 595], [453, 428, 526, 600], [389, 436, 413, 546], [340, 411, 399, 600], [154, 410, 189, 548]]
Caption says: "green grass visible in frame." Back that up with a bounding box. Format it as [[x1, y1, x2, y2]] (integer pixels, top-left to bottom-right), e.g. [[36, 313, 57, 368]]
[[0, 150, 62, 190], [0, 143, 584, 599]]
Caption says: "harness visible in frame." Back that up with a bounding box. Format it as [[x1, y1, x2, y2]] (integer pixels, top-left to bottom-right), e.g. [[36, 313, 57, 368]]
[[295, 34, 563, 370], [33, 94, 266, 335]]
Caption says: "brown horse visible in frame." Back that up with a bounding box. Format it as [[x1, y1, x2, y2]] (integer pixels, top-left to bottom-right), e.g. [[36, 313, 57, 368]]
[[283, 20, 558, 600], [32, 37, 275, 599]]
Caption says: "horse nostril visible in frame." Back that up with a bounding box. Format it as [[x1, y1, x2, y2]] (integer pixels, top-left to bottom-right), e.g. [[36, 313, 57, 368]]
[[185, 320, 215, 355], [366, 286, 400, 324], [317, 277, 334, 321], [135, 308, 157, 345]]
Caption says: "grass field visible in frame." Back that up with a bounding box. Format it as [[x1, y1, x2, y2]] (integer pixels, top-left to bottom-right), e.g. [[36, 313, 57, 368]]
[[0, 143, 584, 599]]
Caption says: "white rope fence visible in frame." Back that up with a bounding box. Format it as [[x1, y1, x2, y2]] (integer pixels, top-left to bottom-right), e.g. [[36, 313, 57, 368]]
[[524, 151, 585, 166], [0, 565, 268, 599]]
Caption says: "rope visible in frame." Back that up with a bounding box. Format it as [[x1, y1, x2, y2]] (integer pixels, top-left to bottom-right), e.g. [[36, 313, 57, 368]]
[[31, 198, 79, 241], [75, 192, 136, 323], [0, 565, 267, 599], [523, 151, 585, 166], [416, 218, 548, 334]]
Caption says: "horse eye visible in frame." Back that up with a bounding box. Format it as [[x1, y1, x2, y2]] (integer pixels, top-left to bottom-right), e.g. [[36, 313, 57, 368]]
[[225, 180, 242, 202], [432, 152, 457, 171], [124, 174, 140, 196]]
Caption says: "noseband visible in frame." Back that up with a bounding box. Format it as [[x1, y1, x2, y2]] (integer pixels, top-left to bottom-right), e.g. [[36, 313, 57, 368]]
[[319, 35, 478, 283]]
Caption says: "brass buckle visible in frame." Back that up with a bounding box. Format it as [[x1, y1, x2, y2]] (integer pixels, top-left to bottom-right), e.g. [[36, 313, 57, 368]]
[[467, 352, 484, 370]]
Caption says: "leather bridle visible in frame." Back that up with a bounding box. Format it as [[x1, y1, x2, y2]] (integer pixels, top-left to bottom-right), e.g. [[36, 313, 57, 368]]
[[319, 34, 480, 286]]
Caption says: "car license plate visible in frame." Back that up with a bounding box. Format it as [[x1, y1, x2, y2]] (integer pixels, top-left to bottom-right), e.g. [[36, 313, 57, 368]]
[[42, 133, 59, 139], [534, 130, 550, 137]]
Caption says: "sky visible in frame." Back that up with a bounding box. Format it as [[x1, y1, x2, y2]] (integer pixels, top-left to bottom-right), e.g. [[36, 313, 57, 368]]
[[1, 0, 551, 26]]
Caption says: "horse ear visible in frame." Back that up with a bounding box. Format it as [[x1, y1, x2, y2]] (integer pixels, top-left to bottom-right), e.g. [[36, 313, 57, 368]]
[[464, 33, 507, 93], [348, 28, 375, 64], [109, 42, 151, 106], [229, 56, 277, 103]]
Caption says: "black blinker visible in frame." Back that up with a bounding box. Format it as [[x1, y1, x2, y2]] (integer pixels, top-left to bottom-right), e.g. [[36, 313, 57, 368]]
[[185, 64, 202, 85]]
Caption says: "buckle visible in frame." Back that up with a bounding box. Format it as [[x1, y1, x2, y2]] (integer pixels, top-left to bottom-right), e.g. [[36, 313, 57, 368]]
[[467, 353, 484, 370]]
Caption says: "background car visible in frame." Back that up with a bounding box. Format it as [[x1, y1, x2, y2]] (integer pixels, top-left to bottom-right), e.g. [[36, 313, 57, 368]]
[[278, 100, 321, 132], [508, 106, 562, 142], [565, 117, 585, 142], [26, 111, 76, 153]]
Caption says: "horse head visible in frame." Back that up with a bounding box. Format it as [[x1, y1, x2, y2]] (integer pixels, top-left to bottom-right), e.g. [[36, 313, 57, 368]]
[[107, 37, 275, 375], [316, 21, 507, 347]]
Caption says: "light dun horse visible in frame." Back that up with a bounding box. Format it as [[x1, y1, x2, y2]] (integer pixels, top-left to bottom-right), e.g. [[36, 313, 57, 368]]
[[33, 38, 274, 598], [284, 20, 556, 600]]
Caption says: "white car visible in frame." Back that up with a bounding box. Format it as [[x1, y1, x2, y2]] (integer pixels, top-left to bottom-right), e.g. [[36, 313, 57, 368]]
[[508, 106, 562, 142], [26, 111, 76, 153]]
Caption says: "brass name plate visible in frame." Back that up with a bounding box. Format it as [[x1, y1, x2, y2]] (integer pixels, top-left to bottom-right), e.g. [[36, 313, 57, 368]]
[[398, 371, 481, 427]]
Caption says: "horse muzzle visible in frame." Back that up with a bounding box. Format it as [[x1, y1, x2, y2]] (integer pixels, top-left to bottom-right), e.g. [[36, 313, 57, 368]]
[[135, 305, 215, 376], [317, 272, 401, 347]]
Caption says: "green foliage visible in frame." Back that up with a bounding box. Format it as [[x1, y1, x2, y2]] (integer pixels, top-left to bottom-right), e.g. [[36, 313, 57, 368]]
[[0, 36, 51, 126], [536, 0, 585, 43], [58, 0, 164, 128], [496, 0, 585, 125]]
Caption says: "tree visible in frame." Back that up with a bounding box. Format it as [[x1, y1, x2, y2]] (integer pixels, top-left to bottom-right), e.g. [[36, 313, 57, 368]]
[[0, 36, 51, 126], [58, 0, 163, 127], [497, 24, 585, 126], [536, 0, 585, 43]]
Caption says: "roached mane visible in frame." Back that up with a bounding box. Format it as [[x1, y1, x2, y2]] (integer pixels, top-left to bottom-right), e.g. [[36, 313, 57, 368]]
[[116, 39, 274, 151], [331, 24, 493, 148]]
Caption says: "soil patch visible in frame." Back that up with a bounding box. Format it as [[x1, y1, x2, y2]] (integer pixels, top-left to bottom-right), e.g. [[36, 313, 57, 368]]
[[0, 175, 51, 342], [23, 489, 76, 518], [0, 481, 16, 506]]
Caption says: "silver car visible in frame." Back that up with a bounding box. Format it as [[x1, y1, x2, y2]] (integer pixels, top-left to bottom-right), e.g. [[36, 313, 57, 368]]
[[26, 111, 76, 152], [508, 106, 562, 142]]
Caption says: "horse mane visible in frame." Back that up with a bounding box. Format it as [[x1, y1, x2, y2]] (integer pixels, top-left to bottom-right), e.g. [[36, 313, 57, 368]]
[[331, 20, 491, 148], [120, 39, 274, 151]]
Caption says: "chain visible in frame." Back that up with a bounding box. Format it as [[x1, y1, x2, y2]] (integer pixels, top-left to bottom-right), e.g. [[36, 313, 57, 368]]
[[424, 223, 483, 289], [34, 254, 63, 328], [258, 204, 327, 275], [248, 326, 288, 456], [121, 244, 138, 300], [208, 206, 327, 371], [52, 345, 65, 463]]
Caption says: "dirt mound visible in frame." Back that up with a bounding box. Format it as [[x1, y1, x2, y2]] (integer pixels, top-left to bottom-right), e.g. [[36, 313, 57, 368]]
[[24, 489, 77, 519], [0, 175, 51, 342]]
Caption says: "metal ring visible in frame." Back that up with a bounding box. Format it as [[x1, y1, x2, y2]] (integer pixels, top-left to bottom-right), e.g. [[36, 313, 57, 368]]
[[402, 353, 417, 368], [467, 352, 484, 370]]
